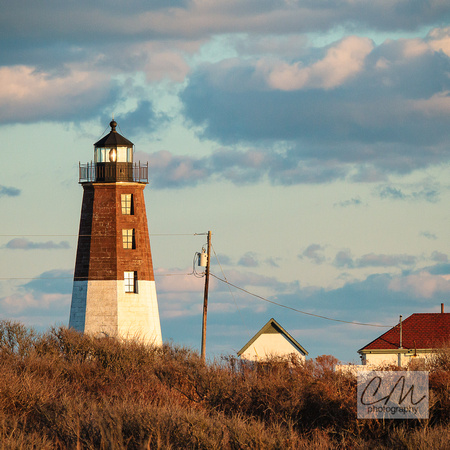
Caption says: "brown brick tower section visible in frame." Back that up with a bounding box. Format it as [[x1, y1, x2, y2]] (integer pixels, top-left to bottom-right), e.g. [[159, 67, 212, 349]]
[[74, 183, 155, 282]]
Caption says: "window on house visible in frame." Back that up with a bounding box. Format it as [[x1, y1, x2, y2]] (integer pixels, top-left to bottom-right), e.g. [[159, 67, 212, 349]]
[[122, 229, 135, 249], [121, 194, 133, 215], [124, 271, 137, 293]]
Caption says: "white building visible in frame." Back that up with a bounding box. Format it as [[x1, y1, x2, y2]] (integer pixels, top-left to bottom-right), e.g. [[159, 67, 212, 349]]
[[358, 305, 449, 367], [237, 318, 308, 362]]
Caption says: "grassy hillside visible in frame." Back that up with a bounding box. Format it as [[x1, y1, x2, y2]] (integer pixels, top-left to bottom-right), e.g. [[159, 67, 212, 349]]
[[0, 320, 449, 449]]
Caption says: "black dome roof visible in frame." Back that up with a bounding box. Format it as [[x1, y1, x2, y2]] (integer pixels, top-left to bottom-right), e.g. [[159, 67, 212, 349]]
[[94, 120, 134, 147]]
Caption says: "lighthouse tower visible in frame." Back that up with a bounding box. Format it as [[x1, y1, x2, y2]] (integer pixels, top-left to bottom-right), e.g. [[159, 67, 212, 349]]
[[69, 120, 162, 345]]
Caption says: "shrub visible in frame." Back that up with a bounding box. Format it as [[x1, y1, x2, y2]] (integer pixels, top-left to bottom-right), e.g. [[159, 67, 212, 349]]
[[0, 320, 449, 448]]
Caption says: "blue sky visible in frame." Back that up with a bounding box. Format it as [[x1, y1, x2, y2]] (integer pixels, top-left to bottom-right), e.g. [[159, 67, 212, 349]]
[[1, 1, 450, 362]]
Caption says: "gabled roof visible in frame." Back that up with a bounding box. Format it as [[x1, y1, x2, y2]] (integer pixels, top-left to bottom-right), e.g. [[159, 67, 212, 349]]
[[358, 313, 450, 353], [94, 120, 134, 147], [237, 318, 308, 356]]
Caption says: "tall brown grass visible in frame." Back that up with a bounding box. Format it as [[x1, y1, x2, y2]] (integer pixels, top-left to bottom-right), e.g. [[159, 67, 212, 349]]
[[0, 320, 449, 449]]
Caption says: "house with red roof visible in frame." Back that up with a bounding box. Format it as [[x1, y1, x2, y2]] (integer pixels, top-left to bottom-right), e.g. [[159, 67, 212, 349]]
[[358, 304, 450, 367]]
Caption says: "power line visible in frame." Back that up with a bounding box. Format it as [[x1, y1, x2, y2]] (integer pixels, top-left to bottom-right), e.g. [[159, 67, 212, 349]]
[[0, 233, 207, 237], [210, 273, 394, 328], [211, 244, 252, 340], [0, 273, 195, 280]]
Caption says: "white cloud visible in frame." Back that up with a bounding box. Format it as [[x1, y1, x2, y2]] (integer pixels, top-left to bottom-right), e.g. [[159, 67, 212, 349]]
[[388, 271, 450, 298], [0, 292, 70, 315], [408, 91, 450, 115], [144, 51, 191, 82], [124, 41, 202, 82], [155, 268, 206, 293], [0, 65, 110, 123], [265, 36, 373, 90], [5, 238, 70, 250], [427, 27, 450, 56], [398, 38, 430, 59]]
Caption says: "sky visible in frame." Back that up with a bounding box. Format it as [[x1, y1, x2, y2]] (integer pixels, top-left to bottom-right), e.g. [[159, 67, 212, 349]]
[[1, 0, 450, 363]]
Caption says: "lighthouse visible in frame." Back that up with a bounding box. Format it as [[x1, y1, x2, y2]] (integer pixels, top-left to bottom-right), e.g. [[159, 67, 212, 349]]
[[69, 120, 162, 345]]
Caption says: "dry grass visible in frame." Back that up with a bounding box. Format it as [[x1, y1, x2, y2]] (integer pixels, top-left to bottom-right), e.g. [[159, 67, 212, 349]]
[[0, 320, 449, 449]]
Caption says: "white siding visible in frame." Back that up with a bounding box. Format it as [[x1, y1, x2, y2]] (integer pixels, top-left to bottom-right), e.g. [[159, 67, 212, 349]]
[[362, 351, 433, 367], [240, 333, 305, 361], [117, 280, 162, 345], [69, 280, 162, 345]]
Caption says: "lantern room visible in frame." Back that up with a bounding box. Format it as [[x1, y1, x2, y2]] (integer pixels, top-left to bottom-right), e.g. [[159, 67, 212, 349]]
[[94, 120, 133, 164], [79, 120, 148, 184]]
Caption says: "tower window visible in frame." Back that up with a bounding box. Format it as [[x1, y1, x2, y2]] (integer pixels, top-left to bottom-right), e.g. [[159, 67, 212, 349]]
[[124, 271, 137, 293], [121, 194, 133, 215], [122, 229, 135, 249]]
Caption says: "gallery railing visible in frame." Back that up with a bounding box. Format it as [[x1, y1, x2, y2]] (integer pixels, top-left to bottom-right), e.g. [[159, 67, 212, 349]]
[[79, 162, 148, 183]]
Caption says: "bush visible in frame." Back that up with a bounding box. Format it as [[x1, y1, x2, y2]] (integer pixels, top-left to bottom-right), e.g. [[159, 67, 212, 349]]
[[0, 320, 449, 448]]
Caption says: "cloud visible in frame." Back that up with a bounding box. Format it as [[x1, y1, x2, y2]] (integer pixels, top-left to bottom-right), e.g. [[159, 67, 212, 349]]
[[430, 251, 448, 263], [334, 197, 363, 208], [155, 267, 292, 320], [300, 244, 326, 265], [211, 254, 233, 266], [334, 250, 354, 269], [389, 270, 450, 299], [139, 150, 208, 189], [180, 31, 450, 181], [210, 253, 280, 268], [356, 253, 416, 268], [266, 36, 374, 90], [333, 251, 418, 269], [212, 269, 297, 294], [238, 252, 259, 268], [108, 100, 170, 137], [426, 263, 450, 276], [140, 44, 194, 82], [22, 270, 73, 295], [0, 185, 21, 197], [1, 1, 449, 51], [140, 148, 350, 189], [4, 238, 70, 250], [420, 231, 437, 240], [377, 185, 440, 202], [0, 269, 72, 321], [265, 257, 280, 268], [0, 292, 69, 316], [0, 5, 448, 185], [0, 65, 114, 124], [428, 27, 450, 56]]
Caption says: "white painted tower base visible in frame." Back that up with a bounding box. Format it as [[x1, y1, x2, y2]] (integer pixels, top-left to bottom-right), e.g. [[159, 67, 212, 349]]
[[70, 280, 162, 345]]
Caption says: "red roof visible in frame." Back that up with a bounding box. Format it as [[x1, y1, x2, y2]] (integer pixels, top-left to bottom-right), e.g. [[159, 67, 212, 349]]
[[359, 313, 450, 352]]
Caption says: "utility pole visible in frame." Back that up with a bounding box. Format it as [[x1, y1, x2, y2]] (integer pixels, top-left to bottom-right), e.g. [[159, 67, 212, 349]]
[[201, 230, 211, 362], [398, 315, 403, 367]]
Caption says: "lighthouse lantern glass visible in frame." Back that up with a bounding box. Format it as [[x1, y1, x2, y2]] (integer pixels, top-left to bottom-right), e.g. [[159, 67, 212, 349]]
[[115, 146, 132, 162], [95, 147, 107, 163], [109, 148, 117, 162]]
